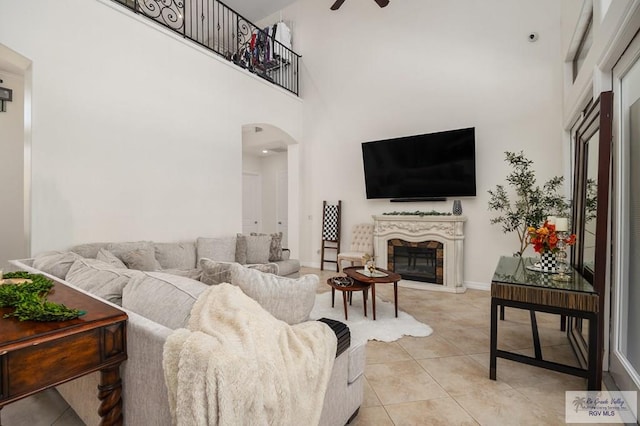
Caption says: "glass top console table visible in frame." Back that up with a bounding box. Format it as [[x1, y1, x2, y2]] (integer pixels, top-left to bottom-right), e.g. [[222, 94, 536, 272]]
[[489, 256, 600, 390]]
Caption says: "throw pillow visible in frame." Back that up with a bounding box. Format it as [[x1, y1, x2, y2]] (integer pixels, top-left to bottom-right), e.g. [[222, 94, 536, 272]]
[[66, 258, 143, 306], [121, 248, 162, 271], [96, 248, 127, 269], [122, 271, 207, 329], [250, 232, 284, 262], [154, 242, 197, 269], [248, 262, 279, 275], [269, 232, 283, 261], [196, 237, 236, 263], [106, 241, 155, 261], [244, 234, 271, 264], [199, 258, 235, 285], [32, 251, 83, 279], [235, 234, 247, 264], [69, 242, 110, 259], [230, 263, 318, 325]]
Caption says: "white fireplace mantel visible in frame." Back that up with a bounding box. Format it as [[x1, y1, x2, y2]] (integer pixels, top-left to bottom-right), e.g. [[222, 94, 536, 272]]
[[373, 215, 467, 293]]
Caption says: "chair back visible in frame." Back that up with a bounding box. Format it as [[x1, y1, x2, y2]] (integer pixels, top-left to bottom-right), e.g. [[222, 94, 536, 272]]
[[350, 223, 374, 254]]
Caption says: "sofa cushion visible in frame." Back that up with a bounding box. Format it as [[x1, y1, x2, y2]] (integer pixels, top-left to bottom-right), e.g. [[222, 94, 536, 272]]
[[121, 248, 162, 271], [122, 271, 207, 329], [32, 251, 83, 279], [162, 268, 203, 281], [69, 242, 109, 259], [96, 249, 127, 269], [196, 237, 236, 263], [154, 242, 197, 269], [274, 259, 300, 277], [66, 258, 143, 306], [230, 264, 317, 325]]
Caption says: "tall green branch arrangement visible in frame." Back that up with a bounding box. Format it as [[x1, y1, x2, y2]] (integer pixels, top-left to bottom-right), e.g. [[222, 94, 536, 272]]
[[488, 151, 570, 256]]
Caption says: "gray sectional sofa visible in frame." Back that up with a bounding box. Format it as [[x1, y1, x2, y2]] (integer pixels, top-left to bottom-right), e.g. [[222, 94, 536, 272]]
[[66, 234, 301, 278], [11, 237, 365, 426]]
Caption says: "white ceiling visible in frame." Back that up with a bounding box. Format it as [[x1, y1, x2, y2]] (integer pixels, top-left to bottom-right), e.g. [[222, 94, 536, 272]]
[[226, 0, 299, 22]]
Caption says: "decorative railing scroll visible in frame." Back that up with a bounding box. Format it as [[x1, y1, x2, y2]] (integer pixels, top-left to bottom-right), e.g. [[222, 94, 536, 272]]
[[112, 0, 300, 95]]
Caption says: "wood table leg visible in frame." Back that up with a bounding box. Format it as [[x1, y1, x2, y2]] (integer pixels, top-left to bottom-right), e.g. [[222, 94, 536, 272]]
[[98, 364, 123, 426], [331, 287, 335, 308], [393, 281, 398, 317], [371, 284, 377, 320], [342, 291, 349, 320], [363, 289, 368, 317]]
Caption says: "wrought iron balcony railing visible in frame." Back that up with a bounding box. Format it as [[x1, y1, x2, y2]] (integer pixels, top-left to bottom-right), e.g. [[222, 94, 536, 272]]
[[112, 0, 300, 96]]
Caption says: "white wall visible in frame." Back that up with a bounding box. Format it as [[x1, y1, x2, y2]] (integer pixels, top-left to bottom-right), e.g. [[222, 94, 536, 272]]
[[0, 0, 302, 255], [266, 0, 564, 285], [0, 70, 27, 268]]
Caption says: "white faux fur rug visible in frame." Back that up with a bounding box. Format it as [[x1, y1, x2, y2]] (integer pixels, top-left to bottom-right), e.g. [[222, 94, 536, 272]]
[[310, 291, 433, 347]]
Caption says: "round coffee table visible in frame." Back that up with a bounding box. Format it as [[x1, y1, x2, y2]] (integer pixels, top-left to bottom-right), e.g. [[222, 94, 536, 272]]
[[326, 277, 371, 320], [343, 266, 401, 320]]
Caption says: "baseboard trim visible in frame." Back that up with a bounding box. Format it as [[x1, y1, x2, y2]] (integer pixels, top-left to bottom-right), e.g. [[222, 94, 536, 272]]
[[464, 280, 490, 291]]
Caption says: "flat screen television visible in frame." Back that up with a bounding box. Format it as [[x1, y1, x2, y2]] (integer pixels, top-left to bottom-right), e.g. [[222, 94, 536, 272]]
[[361, 127, 476, 201]]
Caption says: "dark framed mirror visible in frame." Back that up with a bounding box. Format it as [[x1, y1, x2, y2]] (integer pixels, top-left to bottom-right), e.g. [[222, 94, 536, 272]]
[[569, 91, 612, 383]]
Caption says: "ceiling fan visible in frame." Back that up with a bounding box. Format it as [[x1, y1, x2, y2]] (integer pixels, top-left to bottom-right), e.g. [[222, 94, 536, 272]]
[[331, 0, 389, 10]]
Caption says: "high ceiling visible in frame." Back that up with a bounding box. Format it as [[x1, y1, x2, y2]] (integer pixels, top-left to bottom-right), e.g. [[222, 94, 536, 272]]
[[227, 0, 299, 22]]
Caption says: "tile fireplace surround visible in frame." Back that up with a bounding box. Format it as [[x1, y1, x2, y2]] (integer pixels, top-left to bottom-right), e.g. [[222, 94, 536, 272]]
[[373, 215, 467, 293]]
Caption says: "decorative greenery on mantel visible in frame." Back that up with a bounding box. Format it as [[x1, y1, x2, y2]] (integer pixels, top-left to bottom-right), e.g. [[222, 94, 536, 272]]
[[0, 271, 84, 322], [383, 210, 452, 217]]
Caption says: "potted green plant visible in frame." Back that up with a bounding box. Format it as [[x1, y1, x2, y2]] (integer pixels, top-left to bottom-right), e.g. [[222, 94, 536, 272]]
[[488, 151, 570, 257]]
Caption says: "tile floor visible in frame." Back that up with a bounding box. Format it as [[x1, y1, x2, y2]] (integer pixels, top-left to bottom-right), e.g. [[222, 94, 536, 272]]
[[2, 266, 610, 426]]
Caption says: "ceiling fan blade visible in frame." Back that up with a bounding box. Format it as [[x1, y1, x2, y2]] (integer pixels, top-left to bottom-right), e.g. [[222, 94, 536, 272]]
[[374, 0, 390, 7], [330, 0, 346, 10]]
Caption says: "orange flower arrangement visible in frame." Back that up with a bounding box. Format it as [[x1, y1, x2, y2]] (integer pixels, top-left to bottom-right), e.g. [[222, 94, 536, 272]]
[[527, 221, 576, 254]]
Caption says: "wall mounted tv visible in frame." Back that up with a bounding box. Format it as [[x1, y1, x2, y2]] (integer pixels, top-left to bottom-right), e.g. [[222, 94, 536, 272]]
[[361, 127, 476, 201]]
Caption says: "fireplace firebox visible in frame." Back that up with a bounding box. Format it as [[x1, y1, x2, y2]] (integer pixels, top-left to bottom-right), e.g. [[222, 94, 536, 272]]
[[387, 239, 444, 284]]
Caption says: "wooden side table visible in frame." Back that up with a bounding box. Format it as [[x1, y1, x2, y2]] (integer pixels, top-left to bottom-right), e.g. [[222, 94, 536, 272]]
[[343, 266, 401, 320], [0, 278, 128, 425], [326, 277, 370, 320]]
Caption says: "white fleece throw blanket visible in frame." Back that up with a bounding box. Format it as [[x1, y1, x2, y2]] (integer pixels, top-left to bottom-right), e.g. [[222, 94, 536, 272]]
[[163, 283, 337, 426]]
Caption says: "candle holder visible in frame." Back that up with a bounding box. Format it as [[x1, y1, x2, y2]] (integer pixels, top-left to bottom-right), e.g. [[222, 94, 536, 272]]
[[552, 231, 571, 282]]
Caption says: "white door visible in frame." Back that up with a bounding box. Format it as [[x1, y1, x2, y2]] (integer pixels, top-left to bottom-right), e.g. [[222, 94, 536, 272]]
[[242, 173, 261, 234], [610, 33, 640, 394], [276, 170, 288, 247]]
